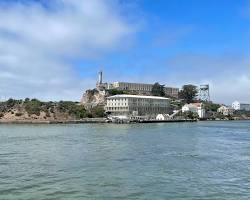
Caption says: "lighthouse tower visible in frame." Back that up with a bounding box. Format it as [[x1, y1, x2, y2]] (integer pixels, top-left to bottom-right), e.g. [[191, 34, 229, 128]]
[[98, 70, 103, 85], [96, 70, 106, 91]]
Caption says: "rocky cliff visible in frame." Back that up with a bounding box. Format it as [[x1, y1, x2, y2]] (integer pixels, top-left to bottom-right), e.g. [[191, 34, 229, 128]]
[[80, 89, 106, 108]]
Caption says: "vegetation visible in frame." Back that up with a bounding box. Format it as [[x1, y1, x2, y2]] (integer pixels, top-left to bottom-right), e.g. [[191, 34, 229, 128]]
[[151, 82, 165, 97], [182, 111, 199, 120], [179, 85, 198, 103], [86, 89, 98, 95], [234, 110, 250, 118], [107, 89, 125, 95], [24, 99, 43, 116], [204, 102, 220, 112], [170, 100, 184, 110], [15, 113, 23, 117], [58, 101, 87, 119], [90, 106, 105, 118], [0, 98, 106, 120]]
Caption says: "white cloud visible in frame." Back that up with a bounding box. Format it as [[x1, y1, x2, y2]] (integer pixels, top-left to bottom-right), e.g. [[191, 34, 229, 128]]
[[165, 53, 250, 104], [0, 0, 135, 101]]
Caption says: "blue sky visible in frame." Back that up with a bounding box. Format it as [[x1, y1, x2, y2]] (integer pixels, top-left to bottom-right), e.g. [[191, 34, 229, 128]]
[[0, 0, 250, 103]]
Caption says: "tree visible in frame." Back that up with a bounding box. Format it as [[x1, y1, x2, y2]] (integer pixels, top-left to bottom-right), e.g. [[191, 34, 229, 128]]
[[183, 111, 199, 120], [204, 102, 220, 112], [179, 85, 198, 103], [107, 89, 124, 95], [151, 82, 165, 97], [90, 106, 105, 118]]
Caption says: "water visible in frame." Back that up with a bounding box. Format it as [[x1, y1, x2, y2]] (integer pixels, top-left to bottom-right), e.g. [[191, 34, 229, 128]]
[[0, 121, 250, 200]]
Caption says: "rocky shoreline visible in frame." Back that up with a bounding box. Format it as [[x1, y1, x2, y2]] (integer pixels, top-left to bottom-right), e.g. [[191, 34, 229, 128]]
[[0, 118, 107, 124]]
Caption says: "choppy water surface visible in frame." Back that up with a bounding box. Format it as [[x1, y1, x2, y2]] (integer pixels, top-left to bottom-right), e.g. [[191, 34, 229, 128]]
[[1, 121, 250, 200]]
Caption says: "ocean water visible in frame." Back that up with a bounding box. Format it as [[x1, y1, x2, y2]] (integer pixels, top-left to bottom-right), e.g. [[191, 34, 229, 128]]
[[0, 121, 250, 200]]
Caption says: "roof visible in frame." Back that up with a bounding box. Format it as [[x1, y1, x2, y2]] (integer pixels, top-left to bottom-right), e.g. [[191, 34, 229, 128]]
[[112, 82, 179, 89], [183, 103, 203, 108], [113, 81, 153, 86], [218, 105, 234, 110], [107, 94, 170, 100]]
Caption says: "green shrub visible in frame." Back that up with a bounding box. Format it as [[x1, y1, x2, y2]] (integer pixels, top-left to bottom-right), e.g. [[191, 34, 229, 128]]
[[58, 101, 87, 119], [24, 99, 42, 116], [90, 106, 105, 118], [107, 89, 124, 95], [15, 113, 23, 117], [182, 111, 199, 119]]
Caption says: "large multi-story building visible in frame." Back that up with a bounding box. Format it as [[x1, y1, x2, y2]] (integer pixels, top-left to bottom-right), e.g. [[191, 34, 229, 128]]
[[112, 82, 152, 92], [232, 101, 250, 111], [105, 94, 170, 117], [163, 87, 179, 99], [110, 82, 179, 98], [96, 71, 179, 98]]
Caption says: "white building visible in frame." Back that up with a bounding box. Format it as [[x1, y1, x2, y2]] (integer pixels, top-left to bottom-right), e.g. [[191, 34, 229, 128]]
[[156, 114, 170, 120], [105, 94, 170, 118], [232, 101, 250, 111], [182, 103, 206, 118], [217, 105, 234, 116]]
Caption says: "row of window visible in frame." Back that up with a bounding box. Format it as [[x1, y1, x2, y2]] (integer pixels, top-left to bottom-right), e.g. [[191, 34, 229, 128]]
[[108, 103, 127, 106], [106, 107, 168, 111]]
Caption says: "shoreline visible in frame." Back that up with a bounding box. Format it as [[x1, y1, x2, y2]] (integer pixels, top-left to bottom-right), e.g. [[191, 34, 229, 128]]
[[0, 118, 249, 124], [0, 118, 107, 124]]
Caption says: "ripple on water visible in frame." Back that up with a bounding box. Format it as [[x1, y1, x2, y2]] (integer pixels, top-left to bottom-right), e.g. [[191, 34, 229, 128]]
[[0, 121, 250, 200]]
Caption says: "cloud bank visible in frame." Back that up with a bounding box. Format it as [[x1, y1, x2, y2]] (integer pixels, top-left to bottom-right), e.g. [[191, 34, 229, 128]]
[[0, 0, 134, 101]]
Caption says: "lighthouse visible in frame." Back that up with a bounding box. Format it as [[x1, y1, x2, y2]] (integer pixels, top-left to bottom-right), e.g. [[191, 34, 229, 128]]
[[98, 70, 103, 85], [96, 70, 107, 91]]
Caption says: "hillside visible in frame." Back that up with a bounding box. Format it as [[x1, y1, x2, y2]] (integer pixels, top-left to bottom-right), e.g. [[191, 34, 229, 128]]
[[0, 98, 105, 122]]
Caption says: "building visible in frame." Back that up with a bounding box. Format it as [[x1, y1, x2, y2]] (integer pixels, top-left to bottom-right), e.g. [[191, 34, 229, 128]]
[[110, 81, 179, 98], [232, 101, 250, 111], [111, 82, 153, 94], [182, 103, 206, 118], [217, 105, 234, 116], [105, 94, 170, 118], [164, 87, 179, 99], [156, 114, 170, 120], [95, 71, 179, 98]]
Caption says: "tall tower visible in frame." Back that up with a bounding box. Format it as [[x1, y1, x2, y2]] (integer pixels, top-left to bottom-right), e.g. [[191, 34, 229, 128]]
[[98, 70, 103, 85], [199, 84, 210, 102]]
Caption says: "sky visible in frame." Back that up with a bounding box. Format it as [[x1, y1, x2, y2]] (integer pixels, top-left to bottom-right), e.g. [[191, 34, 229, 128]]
[[0, 0, 250, 104]]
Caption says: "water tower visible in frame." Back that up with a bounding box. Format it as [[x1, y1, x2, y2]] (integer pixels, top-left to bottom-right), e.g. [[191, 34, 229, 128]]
[[199, 84, 210, 102]]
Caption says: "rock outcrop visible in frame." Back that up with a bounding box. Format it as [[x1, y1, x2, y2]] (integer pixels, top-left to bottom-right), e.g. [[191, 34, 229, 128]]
[[80, 89, 106, 109]]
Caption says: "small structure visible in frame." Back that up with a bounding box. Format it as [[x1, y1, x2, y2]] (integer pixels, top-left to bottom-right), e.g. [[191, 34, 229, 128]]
[[182, 103, 206, 118], [217, 105, 234, 116], [232, 101, 250, 111], [156, 114, 170, 120]]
